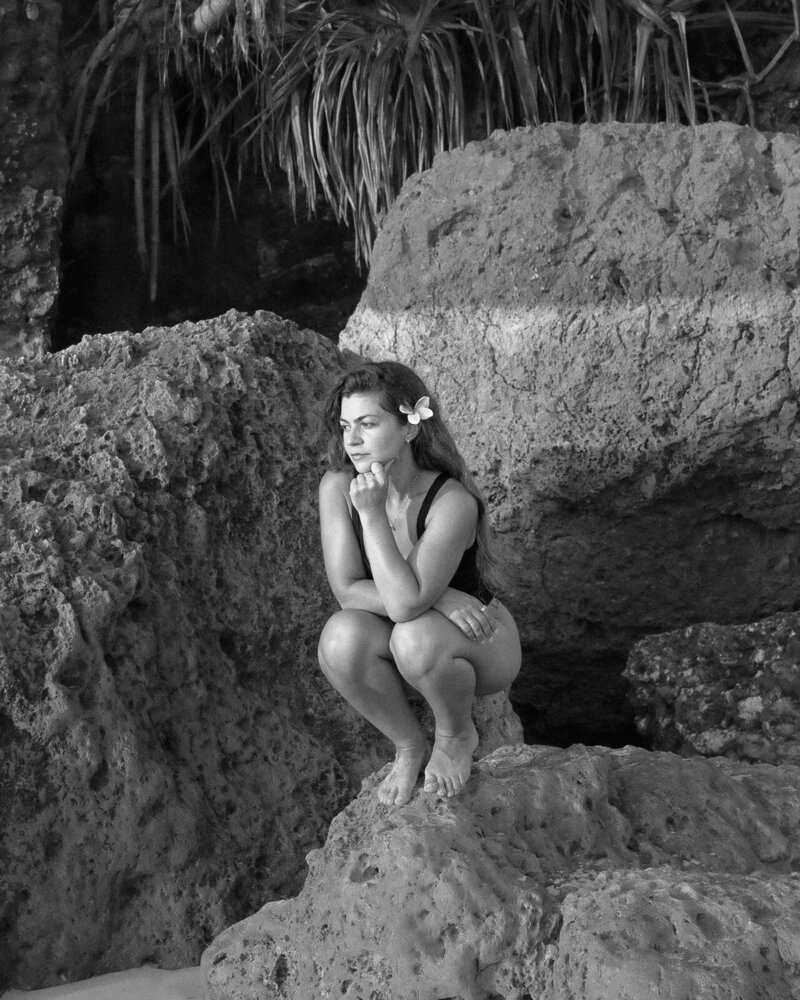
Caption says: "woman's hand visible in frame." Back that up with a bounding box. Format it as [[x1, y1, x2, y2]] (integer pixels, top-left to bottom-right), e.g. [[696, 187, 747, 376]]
[[349, 461, 393, 517], [433, 588, 498, 642]]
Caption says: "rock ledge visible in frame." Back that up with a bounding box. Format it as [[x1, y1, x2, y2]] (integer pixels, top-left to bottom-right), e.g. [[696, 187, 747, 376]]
[[203, 743, 800, 1000]]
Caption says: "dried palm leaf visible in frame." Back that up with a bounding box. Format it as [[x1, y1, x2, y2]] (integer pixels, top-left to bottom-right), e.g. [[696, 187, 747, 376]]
[[64, 0, 800, 283]]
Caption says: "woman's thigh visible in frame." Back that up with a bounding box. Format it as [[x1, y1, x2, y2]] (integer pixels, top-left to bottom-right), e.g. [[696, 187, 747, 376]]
[[393, 601, 522, 696]]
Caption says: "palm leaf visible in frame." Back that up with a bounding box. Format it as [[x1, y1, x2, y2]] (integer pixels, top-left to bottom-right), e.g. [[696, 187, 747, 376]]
[[64, 0, 800, 279]]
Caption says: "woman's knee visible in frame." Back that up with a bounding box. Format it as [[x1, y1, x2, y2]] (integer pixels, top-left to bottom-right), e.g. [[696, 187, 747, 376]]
[[389, 617, 443, 681], [318, 610, 376, 679]]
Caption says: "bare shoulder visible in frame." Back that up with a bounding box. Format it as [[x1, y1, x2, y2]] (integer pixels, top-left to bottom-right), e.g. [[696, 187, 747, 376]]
[[429, 476, 478, 518], [319, 468, 352, 500]]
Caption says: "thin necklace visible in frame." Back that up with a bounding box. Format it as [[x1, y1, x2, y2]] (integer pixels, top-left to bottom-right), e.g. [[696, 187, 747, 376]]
[[389, 473, 419, 532]]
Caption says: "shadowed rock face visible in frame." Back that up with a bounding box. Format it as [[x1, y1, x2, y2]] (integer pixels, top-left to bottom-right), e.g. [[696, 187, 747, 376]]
[[202, 743, 800, 1000], [0, 0, 67, 358], [626, 609, 800, 764], [0, 312, 354, 986], [341, 122, 800, 720]]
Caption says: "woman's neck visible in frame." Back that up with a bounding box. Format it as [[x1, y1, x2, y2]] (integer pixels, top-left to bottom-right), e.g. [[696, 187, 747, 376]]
[[387, 458, 423, 501]]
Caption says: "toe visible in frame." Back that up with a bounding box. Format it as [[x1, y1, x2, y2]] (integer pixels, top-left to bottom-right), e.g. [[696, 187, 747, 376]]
[[378, 777, 399, 805]]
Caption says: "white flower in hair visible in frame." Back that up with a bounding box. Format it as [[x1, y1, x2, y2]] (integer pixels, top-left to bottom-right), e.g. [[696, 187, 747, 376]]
[[399, 396, 434, 424]]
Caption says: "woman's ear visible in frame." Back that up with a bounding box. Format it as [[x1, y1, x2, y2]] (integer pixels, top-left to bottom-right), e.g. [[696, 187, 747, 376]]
[[405, 424, 420, 443]]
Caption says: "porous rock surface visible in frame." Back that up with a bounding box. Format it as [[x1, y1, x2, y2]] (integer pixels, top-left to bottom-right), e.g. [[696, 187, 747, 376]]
[[626, 609, 800, 764], [0, 311, 349, 987], [0, 310, 520, 989], [0, 0, 67, 358], [342, 122, 800, 734], [203, 743, 800, 1000]]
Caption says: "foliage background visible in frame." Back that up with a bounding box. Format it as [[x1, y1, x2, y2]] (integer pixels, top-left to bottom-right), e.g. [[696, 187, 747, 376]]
[[59, 0, 800, 331]]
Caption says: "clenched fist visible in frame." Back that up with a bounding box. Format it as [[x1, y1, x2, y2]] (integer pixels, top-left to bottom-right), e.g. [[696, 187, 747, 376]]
[[349, 460, 394, 515]]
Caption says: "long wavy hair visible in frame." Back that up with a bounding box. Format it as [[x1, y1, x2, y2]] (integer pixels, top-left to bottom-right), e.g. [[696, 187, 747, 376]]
[[322, 360, 500, 594]]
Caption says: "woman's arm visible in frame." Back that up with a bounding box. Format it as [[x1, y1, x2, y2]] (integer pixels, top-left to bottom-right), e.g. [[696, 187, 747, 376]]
[[319, 470, 388, 615], [353, 469, 478, 622], [321, 468, 496, 638]]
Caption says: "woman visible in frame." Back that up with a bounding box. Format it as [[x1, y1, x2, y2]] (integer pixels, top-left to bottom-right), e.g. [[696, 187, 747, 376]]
[[318, 361, 521, 807]]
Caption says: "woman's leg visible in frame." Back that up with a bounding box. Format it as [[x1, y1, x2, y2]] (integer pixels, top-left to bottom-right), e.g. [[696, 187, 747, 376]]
[[389, 601, 521, 797], [318, 609, 428, 806]]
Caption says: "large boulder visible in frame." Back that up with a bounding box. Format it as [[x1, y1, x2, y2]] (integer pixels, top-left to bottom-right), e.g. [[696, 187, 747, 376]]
[[0, 312, 350, 988], [341, 122, 800, 739], [0, 310, 520, 990], [0, 0, 67, 357], [203, 743, 800, 1000], [625, 609, 800, 764]]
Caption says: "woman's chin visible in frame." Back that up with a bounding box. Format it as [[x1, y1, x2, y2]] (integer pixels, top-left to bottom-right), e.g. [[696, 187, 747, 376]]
[[351, 457, 390, 471]]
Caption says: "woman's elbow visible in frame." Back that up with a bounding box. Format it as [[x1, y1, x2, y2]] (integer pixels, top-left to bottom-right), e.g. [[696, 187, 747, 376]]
[[337, 590, 362, 611], [386, 600, 429, 623]]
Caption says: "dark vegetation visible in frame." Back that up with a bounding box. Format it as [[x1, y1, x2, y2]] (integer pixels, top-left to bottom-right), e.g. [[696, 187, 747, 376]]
[[56, 0, 800, 346]]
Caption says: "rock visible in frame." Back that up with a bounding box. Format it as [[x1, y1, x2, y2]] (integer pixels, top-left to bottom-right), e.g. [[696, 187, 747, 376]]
[[0, 0, 67, 357], [470, 690, 524, 754], [0, 309, 521, 989], [341, 122, 800, 738], [625, 610, 800, 764], [550, 868, 800, 1000], [0, 312, 350, 988], [202, 743, 800, 1000]]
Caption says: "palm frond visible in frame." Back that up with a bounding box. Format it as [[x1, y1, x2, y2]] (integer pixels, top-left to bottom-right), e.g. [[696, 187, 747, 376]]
[[64, 0, 800, 281]]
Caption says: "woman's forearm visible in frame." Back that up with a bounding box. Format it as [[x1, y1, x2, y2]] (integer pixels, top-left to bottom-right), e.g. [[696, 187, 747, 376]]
[[359, 513, 429, 621], [338, 579, 389, 616]]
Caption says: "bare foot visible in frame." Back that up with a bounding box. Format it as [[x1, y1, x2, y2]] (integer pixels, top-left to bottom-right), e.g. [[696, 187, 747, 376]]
[[423, 725, 479, 798], [376, 741, 428, 806]]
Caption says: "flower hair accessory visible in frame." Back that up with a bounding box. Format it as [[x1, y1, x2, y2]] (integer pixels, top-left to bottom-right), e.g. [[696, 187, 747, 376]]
[[400, 396, 434, 425]]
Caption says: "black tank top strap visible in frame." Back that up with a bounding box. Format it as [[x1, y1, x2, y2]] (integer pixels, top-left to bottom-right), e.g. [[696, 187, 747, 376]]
[[415, 472, 450, 538]]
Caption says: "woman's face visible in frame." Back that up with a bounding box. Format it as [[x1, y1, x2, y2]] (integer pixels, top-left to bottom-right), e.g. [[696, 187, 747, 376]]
[[339, 392, 407, 471]]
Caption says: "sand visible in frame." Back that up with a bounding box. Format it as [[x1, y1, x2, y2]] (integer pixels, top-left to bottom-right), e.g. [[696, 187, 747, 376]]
[[2, 966, 206, 1000]]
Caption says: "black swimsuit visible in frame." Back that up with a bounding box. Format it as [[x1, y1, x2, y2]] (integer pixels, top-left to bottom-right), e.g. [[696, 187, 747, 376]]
[[350, 471, 493, 604]]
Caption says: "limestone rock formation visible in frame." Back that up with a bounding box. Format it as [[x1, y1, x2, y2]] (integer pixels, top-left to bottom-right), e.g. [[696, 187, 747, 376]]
[[202, 743, 800, 1000], [0, 310, 521, 989], [0, 312, 350, 988], [625, 610, 800, 764], [341, 122, 800, 738], [0, 0, 67, 357]]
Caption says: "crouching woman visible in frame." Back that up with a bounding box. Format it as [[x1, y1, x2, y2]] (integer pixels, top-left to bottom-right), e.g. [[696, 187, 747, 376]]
[[317, 360, 521, 806]]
